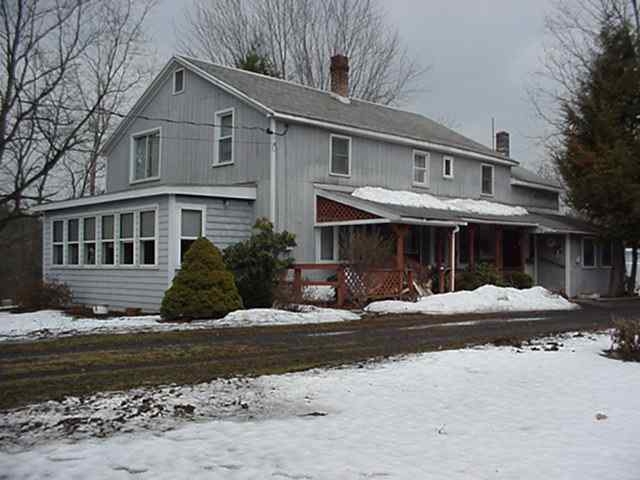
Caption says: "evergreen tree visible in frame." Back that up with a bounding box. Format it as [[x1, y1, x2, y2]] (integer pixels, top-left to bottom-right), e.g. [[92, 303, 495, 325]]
[[556, 20, 640, 295], [235, 45, 279, 77], [161, 238, 242, 320]]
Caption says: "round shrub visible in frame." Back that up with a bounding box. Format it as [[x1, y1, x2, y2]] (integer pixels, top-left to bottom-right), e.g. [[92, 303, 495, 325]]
[[503, 271, 534, 289], [161, 238, 242, 321]]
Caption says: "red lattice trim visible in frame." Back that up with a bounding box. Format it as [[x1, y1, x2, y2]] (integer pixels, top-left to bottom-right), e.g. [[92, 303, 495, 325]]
[[316, 196, 380, 223]]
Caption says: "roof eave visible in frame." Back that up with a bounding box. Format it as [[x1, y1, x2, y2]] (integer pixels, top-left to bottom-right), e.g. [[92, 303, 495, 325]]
[[511, 178, 563, 193]]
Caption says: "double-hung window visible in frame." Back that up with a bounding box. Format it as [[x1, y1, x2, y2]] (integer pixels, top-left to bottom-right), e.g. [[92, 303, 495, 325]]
[[413, 150, 429, 186], [67, 219, 80, 265], [330, 135, 351, 176], [173, 68, 184, 94], [180, 209, 203, 263], [101, 215, 115, 265], [139, 210, 156, 265], [119, 213, 134, 265], [83, 217, 96, 265], [52, 221, 64, 265], [132, 129, 160, 182], [583, 238, 596, 267], [481, 164, 494, 195], [215, 109, 234, 164]]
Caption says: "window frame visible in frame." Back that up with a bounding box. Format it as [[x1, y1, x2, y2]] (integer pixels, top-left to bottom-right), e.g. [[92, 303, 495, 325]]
[[66, 218, 80, 265], [412, 149, 430, 187], [138, 209, 159, 266], [82, 216, 97, 266], [130, 127, 162, 184], [178, 205, 207, 265], [118, 211, 136, 266], [480, 163, 495, 196], [213, 108, 235, 166], [329, 134, 352, 177], [100, 214, 116, 266], [52, 220, 64, 265], [442, 155, 454, 179], [582, 237, 596, 268], [172, 68, 185, 95]]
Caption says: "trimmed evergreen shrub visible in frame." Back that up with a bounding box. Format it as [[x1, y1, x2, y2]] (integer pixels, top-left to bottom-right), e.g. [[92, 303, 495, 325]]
[[223, 218, 296, 308], [16, 279, 72, 311], [161, 238, 242, 321], [611, 318, 640, 361], [503, 271, 534, 289], [455, 263, 503, 291]]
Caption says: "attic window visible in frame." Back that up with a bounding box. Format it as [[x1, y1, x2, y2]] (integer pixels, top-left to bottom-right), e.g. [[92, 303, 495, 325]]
[[173, 69, 184, 94]]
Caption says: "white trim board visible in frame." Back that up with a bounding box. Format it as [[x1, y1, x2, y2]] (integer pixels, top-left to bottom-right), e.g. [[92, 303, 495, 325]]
[[32, 185, 257, 212]]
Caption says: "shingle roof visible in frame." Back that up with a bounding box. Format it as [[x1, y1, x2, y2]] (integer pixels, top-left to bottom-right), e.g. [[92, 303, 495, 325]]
[[320, 190, 595, 234], [511, 166, 562, 189], [179, 56, 509, 161]]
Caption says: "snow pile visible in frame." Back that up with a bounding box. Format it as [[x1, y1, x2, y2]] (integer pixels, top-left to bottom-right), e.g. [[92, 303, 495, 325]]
[[219, 306, 359, 327], [0, 306, 360, 341], [353, 186, 529, 216], [1, 333, 638, 479], [366, 285, 579, 315], [303, 285, 336, 302]]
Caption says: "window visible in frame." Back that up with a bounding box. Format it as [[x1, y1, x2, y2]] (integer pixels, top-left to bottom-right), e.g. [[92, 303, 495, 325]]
[[443, 156, 454, 179], [132, 129, 160, 181], [320, 227, 335, 261], [173, 68, 184, 94], [83, 217, 96, 265], [583, 238, 596, 267], [119, 213, 134, 265], [67, 219, 79, 265], [413, 150, 429, 186], [330, 135, 351, 176], [139, 210, 156, 265], [101, 215, 115, 265], [53, 220, 64, 265], [481, 164, 494, 195], [180, 209, 203, 262], [215, 109, 234, 164], [600, 241, 612, 267]]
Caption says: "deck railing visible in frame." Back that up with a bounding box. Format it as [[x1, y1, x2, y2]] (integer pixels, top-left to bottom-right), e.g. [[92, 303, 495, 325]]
[[285, 263, 414, 307]]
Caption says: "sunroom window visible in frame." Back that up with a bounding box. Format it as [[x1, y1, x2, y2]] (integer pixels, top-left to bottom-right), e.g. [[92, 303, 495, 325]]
[[139, 210, 156, 265], [181, 209, 203, 262], [67, 219, 79, 265], [119, 213, 134, 265], [83, 217, 96, 265], [101, 215, 115, 265], [52, 220, 64, 265]]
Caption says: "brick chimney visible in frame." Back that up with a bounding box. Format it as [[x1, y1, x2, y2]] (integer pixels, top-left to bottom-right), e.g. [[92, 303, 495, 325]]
[[496, 131, 510, 157], [330, 54, 349, 97]]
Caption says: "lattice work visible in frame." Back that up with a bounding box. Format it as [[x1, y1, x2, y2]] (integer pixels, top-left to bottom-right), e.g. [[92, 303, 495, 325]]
[[316, 196, 380, 223], [344, 267, 405, 302]]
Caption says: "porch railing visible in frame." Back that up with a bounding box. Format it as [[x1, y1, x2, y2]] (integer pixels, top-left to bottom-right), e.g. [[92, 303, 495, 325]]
[[285, 263, 414, 307]]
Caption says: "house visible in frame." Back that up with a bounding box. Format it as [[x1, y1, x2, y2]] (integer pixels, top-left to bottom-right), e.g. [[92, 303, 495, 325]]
[[33, 54, 611, 312]]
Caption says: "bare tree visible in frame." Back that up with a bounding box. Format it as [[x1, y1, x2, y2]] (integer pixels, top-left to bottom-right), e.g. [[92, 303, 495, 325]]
[[178, 0, 424, 105], [0, 0, 156, 232]]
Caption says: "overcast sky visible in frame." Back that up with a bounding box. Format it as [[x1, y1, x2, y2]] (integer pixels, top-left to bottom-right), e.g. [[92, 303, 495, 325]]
[[146, 0, 555, 170]]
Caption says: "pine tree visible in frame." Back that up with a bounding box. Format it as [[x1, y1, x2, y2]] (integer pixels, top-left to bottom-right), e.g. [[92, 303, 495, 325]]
[[235, 44, 279, 77], [556, 20, 640, 295]]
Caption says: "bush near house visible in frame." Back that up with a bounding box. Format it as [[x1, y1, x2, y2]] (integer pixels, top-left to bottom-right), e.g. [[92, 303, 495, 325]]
[[161, 238, 242, 321], [16, 279, 72, 311], [610, 318, 640, 361], [224, 218, 296, 308], [502, 271, 534, 289], [455, 263, 503, 291]]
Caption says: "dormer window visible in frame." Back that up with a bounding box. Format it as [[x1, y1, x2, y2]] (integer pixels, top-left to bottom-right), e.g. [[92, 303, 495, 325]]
[[173, 68, 184, 94]]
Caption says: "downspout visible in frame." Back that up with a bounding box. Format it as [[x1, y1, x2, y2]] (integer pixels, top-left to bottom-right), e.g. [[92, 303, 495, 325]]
[[269, 116, 277, 229], [450, 225, 460, 292]]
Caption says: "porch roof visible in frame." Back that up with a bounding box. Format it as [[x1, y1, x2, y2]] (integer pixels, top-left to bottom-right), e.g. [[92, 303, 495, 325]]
[[316, 189, 597, 234]]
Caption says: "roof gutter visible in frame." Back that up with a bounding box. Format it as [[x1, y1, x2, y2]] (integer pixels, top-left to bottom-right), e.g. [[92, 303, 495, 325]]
[[511, 179, 563, 193], [274, 112, 518, 166]]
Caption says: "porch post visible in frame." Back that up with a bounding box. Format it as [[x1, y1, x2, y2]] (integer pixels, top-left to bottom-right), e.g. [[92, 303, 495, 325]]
[[468, 224, 476, 270], [437, 229, 445, 293], [564, 233, 572, 297], [449, 227, 457, 292], [519, 229, 527, 271], [391, 224, 409, 271], [495, 226, 503, 273], [533, 235, 539, 284]]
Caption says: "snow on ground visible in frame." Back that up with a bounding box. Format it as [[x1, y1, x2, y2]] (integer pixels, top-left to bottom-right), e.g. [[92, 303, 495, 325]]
[[0, 306, 360, 342], [1, 332, 639, 479], [353, 186, 529, 216], [366, 285, 578, 315], [302, 285, 336, 302]]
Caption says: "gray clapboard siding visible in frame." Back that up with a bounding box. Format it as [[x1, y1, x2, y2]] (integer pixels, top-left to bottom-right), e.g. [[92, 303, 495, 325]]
[[570, 235, 610, 296]]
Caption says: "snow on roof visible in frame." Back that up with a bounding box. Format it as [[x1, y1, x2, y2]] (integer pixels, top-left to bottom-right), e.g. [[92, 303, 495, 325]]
[[352, 187, 529, 217]]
